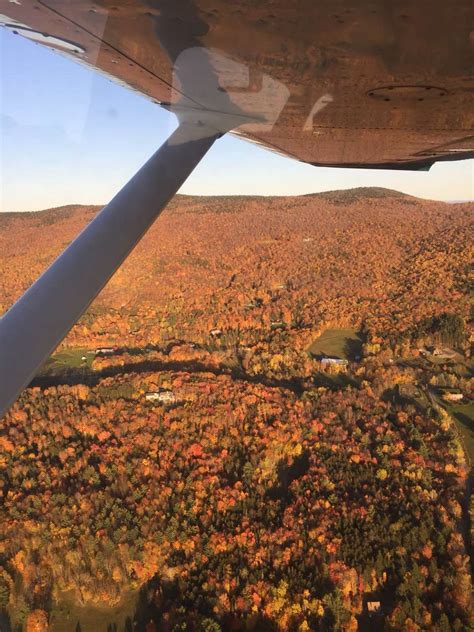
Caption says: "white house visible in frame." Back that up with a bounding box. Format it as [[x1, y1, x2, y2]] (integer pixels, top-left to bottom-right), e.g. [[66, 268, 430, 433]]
[[145, 390, 176, 404]]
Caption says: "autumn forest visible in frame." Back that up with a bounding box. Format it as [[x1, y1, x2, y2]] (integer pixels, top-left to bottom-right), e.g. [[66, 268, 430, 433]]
[[0, 188, 472, 631]]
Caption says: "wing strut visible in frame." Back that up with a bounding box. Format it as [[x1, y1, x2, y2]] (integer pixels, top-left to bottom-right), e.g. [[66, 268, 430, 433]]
[[0, 124, 218, 418]]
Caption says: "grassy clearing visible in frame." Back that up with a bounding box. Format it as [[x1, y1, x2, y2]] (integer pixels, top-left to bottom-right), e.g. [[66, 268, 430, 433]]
[[36, 348, 94, 377], [309, 328, 363, 360], [49, 589, 138, 632], [445, 401, 474, 464]]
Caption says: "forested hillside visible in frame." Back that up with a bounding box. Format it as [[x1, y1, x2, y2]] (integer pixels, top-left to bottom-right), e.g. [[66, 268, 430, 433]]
[[0, 190, 472, 631]]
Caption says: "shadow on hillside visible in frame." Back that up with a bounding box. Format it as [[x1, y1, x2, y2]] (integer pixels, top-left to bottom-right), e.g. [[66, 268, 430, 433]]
[[30, 354, 363, 402], [343, 335, 364, 361], [268, 450, 310, 505], [453, 411, 474, 432], [108, 577, 281, 632], [30, 358, 309, 395], [0, 612, 11, 632], [312, 371, 358, 389]]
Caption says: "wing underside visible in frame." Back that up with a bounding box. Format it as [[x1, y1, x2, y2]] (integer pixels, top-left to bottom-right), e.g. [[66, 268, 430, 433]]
[[1, 0, 473, 169]]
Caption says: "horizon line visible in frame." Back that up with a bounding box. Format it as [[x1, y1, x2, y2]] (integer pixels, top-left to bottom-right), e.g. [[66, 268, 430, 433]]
[[2, 186, 473, 214]]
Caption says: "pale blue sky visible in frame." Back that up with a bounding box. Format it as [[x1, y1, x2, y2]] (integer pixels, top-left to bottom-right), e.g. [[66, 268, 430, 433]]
[[0, 28, 472, 213]]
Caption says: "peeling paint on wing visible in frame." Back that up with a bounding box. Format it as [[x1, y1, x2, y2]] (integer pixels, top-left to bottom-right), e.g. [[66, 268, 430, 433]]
[[0, 15, 85, 54]]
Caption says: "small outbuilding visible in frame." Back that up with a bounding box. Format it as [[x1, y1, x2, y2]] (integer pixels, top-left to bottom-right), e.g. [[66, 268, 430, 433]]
[[95, 347, 115, 356], [442, 392, 464, 402], [270, 320, 285, 330], [367, 601, 382, 615]]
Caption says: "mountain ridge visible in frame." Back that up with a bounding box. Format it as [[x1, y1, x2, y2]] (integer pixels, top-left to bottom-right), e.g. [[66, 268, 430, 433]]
[[1, 186, 465, 220]]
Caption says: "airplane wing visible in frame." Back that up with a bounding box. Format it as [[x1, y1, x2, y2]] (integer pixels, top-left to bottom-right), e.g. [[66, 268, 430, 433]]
[[1, 0, 473, 169], [0, 0, 473, 416]]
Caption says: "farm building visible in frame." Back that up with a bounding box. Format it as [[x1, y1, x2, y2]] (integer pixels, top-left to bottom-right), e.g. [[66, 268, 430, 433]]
[[95, 347, 115, 356], [145, 390, 176, 404], [321, 357, 348, 368], [442, 391, 464, 402]]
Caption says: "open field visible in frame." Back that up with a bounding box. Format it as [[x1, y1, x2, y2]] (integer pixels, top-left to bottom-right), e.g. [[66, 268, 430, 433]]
[[37, 348, 94, 376], [309, 327, 363, 360], [446, 401, 474, 464], [48, 589, 139, 632], [427, 387, 474, 464]]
